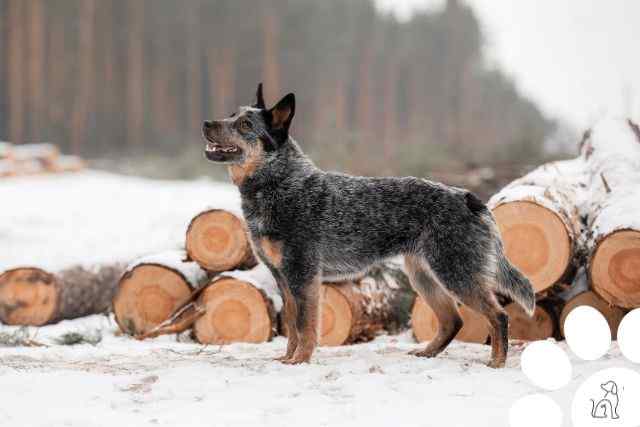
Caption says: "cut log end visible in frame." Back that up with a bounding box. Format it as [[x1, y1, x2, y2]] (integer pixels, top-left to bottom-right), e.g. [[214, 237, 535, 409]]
[[113, 264, 193, 335], [560, 291, 626, 339], [0, 268, 59, 326], [493, 202, 572, 293], [505, 302, 554, 341], [193, 278, 274, 344], [319, 285, 353, 346], [591, 230, 640, 308], [411, 297, 490, 344], [186, 210, 256, 272]]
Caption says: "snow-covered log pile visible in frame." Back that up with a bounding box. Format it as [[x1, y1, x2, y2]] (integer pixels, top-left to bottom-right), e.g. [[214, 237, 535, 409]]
[[580, 120, 640, 308], [0, 142, 86, 177], [490, 117, 640, 340]]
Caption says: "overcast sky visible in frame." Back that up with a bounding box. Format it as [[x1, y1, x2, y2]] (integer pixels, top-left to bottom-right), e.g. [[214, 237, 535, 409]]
[[376, 0, 640, 131]]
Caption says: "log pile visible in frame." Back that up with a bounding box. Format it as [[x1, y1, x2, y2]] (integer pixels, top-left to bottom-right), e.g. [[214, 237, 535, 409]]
[[2, 117, 638, 352], [489, 118, 640, 341], [0, 142, 86, 177]]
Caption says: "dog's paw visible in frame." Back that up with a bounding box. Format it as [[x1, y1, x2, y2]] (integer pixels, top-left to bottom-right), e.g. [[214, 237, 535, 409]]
[[280, 355, 311, 365], [487, 359, 506, 369], [273, 354, 292, 362], [408, 348, 439, 358]]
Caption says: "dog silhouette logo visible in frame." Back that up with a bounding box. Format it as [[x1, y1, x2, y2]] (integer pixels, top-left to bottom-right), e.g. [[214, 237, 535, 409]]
[[590, 380, 620, 419]]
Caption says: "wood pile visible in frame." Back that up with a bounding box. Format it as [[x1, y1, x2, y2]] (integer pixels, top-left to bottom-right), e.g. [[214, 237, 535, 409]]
[[0, 142, 86, 177], [1, 117, 637, 352], [489, 118, 640, 341]]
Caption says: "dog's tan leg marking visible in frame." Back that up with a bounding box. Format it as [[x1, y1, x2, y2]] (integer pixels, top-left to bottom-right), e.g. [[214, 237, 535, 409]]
[[456, 278, 508, 368], [274, 284, 300, 362], [405, 255, 463, 358], [228, 139, 264, 186], [260, 238, 283, 268], [282, 277, 321, 364]]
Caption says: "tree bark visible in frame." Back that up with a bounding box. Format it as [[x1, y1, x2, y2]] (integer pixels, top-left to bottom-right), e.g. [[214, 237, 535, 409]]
[[0, 264, 124, 326]]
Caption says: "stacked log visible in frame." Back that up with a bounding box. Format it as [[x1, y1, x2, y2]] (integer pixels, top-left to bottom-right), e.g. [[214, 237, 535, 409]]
[[581, 119, 640, 308], [13, 142, 59, 172], [185, 209, 256, 272], [193, 263, 281, 344], [505, 301, 556, 341], [0, 264, 124, 326], [319, 263, 416, 346], [411, 297, 490, 344], [113, 250, 209, 336], [488, 158, 587, 294]]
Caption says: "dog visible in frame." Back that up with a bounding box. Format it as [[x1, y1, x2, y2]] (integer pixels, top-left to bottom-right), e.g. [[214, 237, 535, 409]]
[[591, 381, 620, 419], [202, 84, 535, 368]]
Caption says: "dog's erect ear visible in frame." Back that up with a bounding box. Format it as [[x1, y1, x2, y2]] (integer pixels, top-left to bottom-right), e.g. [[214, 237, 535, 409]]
[[254, 83, 266, 110], [268, 93, 295, 131]]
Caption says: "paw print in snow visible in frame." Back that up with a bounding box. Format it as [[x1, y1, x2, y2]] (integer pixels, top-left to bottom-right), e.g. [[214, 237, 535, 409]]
[[509, 307, 640, 427]]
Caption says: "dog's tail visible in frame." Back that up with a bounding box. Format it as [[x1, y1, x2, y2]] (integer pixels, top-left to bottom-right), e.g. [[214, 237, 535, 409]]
[[465, 192, 535, 316], [496, 252, 535, 316]]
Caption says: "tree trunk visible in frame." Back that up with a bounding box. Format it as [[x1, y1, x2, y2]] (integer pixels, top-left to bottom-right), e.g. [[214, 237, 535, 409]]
[[581, 119, 640, 308], [7, 0, 25, 144], [0, 264, 124, 326], [70, 0, 96, 156], [113, 251, 208, 336], [193, 263, 280, 344], [318, 262, 416, 346], [488, 158, 587, 293], [185, 209, 257, 272], [411, 296, 490, 344]]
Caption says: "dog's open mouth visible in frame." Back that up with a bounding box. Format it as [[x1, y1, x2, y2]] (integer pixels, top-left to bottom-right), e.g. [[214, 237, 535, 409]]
[[205, 142, 239, 154]]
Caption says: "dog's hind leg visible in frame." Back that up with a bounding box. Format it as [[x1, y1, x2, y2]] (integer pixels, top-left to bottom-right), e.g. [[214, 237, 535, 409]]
[[461, 289, 508, 368], [405, 255, 462, 358]]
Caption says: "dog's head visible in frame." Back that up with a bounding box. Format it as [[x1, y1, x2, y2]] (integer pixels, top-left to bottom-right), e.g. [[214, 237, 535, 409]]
[[202, 83, 295, 167], [601, 381, 618, 395]]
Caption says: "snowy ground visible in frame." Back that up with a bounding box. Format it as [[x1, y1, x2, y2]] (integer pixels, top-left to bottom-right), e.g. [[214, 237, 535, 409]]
[[0, 172, 633, 426]]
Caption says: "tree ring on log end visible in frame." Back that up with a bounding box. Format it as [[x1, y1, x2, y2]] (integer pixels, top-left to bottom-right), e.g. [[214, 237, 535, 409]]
[[411, 297, 490, 344], [113, 264, 192, 335], [560, 291, 625, 339], [505, 302, 554, 341], [493, 202, 571, 293], [591, 230, 640, 308], [186, 210, 251, 271], [319, 285, 353, 346], [0, 268, 59, 326], [194, 278, 272, 344]]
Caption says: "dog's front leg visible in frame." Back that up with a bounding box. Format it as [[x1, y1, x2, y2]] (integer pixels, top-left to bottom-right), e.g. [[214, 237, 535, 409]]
[[275, 281, 299, 361], [281, 265, 321, 365]]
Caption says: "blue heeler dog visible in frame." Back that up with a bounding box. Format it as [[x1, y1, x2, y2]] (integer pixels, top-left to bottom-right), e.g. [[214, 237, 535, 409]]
[[202, 84, 534, 368]]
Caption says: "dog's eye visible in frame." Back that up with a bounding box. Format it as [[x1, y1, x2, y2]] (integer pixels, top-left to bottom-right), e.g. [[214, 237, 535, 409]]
[[238, 119, 253, 132]]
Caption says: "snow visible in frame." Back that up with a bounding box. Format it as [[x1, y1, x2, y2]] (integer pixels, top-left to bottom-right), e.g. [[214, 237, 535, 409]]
[[0, 171, 241, 271], [582, 118, 640, 241], [126, 250, 208, 289], [0, 315, 635, 427], [0, 169, 633, 426], [216, 263, 283, 312]]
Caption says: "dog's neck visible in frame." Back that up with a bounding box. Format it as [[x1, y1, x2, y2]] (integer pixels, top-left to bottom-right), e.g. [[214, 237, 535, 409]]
[[233, 137, 315, 197]]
